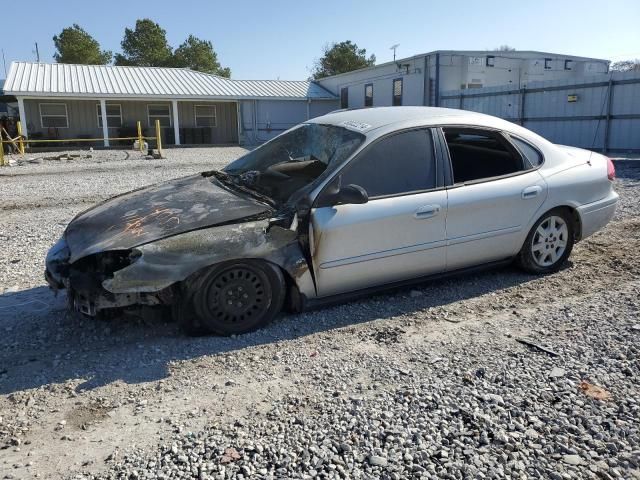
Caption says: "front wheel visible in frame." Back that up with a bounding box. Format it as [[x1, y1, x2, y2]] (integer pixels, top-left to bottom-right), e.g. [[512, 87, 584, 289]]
[[176, 260, 286, 336], [517, 209, 575, 274]]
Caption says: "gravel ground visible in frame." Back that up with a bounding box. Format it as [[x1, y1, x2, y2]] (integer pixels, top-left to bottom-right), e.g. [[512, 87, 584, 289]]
[[0, 149, 638, 480]]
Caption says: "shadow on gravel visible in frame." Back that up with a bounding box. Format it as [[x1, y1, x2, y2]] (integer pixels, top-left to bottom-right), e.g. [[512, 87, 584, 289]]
[[0, 262, 553, 395]]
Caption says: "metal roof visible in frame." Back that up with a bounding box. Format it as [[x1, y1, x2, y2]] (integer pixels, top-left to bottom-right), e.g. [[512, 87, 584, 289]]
[[4, 62, 337, 100]]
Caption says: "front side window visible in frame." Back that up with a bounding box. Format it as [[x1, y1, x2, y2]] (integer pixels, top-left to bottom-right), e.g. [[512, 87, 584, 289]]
[[224, 124, 365, 203], [195, 105, 217, 127], [340, 87, 349, 109], [443, 128, 524, 183], [96, 104, 122, 128], [148, 104, 171, 127], [340, 129, 435, 198], [364, 84, 373, 107], [40, 103, 68, 128], [392, 78, 403, 106], [545, 58, 552, 70]]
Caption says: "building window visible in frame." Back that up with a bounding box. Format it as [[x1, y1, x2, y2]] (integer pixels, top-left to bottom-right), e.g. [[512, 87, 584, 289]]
[[486, 55, 495, 67], [544, 58, 552, 70], [364, 84, 373, 107], [564, 60, 573, 71], [96, 103, 122, 128], [392, 78, 403, 106], [39, 103, 68, 128], [340, 87, 349, 109], [194, 105, 217, 127], [147, 104, 171, 127]]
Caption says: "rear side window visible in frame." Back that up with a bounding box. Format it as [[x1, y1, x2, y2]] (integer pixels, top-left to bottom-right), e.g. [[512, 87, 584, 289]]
[[510, 136, 543, 167], [443, 128, 524, 184], [340, 129, 436, 198]]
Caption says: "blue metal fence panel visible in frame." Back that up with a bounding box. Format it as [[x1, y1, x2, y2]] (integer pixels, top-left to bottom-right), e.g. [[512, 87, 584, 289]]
[[440, 71, 640, 152]]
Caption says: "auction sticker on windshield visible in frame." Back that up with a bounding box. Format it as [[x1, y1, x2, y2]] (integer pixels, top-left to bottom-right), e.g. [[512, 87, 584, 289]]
[[340, 120, 372, 131]]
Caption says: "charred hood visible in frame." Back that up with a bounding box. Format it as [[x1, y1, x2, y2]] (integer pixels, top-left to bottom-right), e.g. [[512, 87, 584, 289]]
[[64, 174, 274, 262]]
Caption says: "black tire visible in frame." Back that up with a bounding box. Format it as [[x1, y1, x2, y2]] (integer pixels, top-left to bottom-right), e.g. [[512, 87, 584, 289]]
[[517, 208, 575, 274], [176, 260, 285, 336], [172, 290, 210, 337]]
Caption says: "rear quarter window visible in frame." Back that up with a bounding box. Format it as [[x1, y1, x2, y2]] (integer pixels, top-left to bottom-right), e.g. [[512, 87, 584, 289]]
[[510, 136, 544, 167]]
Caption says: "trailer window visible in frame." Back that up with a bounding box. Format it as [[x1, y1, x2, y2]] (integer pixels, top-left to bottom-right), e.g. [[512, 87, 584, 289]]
[[364, 84, 373, 107], [340, 87, 349, 109], [392, 78, 403, 106]]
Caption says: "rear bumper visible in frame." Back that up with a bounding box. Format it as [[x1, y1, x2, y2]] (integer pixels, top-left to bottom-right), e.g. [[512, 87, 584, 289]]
[[577, 190, 619, 240]]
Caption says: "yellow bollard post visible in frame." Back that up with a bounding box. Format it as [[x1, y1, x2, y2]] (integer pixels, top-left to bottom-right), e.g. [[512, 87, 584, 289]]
[[155, 119, 163, 157], [137, 121, 144, 153], [0, 136, 4, 166], [16, 121, 25, 155]]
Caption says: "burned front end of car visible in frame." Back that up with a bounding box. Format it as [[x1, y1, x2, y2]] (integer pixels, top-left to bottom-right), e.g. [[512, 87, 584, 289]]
[[43, 122, 366, 322], [45, 238, 168, 316]]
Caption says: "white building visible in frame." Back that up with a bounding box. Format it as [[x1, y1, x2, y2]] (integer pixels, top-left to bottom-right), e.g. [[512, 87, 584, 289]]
[[317, 50, 610, 109], [3, 62, 339, 146]]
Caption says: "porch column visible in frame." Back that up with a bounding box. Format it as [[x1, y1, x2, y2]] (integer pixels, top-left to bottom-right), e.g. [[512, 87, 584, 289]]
[[172, 100, 180, 145], [99, 99, 109, 147], [17, 97, 28, 138]]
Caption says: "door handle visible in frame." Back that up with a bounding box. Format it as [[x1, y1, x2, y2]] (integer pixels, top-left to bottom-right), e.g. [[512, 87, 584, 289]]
[[522, 186, 542, 199], [414, 204, 440, 219]]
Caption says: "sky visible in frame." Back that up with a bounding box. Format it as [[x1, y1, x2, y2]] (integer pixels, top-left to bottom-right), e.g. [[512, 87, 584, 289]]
[[1, 0, 639, 80]]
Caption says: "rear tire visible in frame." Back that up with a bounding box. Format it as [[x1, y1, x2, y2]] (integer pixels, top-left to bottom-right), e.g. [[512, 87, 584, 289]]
[[517, 208, 575, 274], [176, 260, 285, 336]]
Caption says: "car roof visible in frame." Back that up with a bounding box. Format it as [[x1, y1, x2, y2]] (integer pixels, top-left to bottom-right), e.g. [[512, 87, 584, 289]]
[[307, 106, 555, 152], [308, 106, 517, 133]]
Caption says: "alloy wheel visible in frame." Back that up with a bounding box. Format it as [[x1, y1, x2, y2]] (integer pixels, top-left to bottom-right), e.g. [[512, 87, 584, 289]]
[[531, 215, 569, 267]]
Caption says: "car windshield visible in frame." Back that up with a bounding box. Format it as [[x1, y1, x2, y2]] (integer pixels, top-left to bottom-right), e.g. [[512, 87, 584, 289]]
[[222, 123, 365, 204]]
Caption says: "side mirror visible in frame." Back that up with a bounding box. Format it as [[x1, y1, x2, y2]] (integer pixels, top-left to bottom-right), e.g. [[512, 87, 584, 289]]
[[318, 184, 368, 207], [336, 184, 368, 205]]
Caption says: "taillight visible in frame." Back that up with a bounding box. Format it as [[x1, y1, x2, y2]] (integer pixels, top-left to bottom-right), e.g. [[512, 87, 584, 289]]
[[606, 157, 615, 181]]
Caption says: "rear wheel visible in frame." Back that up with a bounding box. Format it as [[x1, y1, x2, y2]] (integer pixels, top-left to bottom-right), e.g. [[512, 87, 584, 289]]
[[176, 261, 285, 336], [517, 209, 575, 274]]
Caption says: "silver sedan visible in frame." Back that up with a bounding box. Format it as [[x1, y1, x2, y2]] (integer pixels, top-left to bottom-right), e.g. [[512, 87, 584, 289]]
[[45, 107, 619, 335]]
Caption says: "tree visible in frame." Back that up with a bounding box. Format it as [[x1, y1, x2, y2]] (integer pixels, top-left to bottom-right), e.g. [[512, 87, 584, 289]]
[[53, 24, 112, 64], [172, 35, 231, 77], [311, 41, 376, 80], [610, 59, 640, 72], [114, 19, 173, 67], [494, 45, 516, 52]]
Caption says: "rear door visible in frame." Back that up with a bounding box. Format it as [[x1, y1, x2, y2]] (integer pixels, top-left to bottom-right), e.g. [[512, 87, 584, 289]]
[[310, 128, 448, 296], [440, 127, 547, 270]]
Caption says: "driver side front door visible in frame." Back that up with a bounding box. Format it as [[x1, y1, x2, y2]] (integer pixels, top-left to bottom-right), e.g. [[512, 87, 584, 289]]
[[309, 128, 448, 297]]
